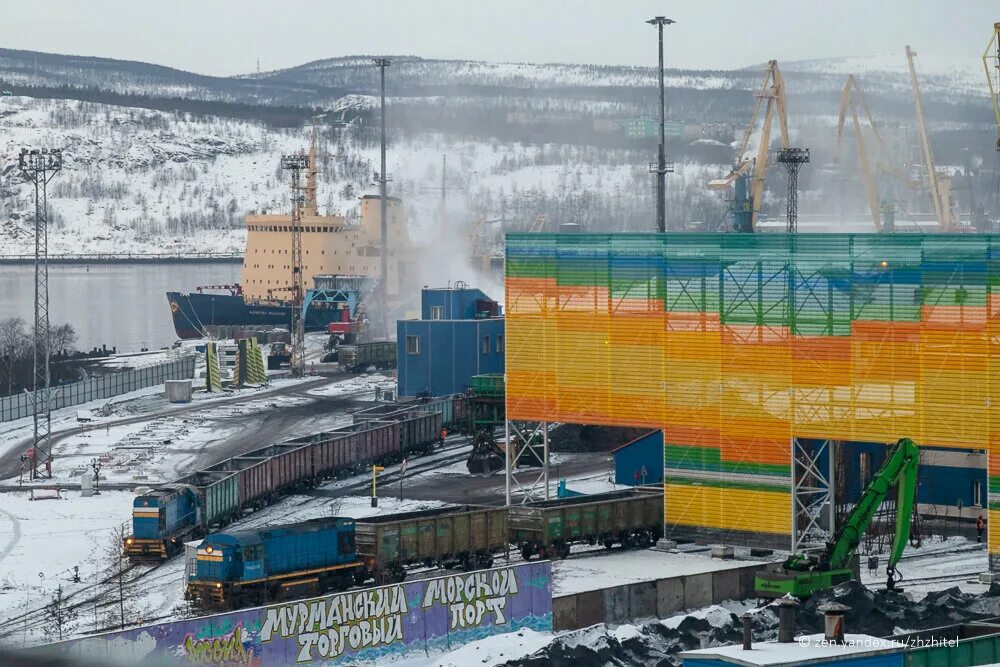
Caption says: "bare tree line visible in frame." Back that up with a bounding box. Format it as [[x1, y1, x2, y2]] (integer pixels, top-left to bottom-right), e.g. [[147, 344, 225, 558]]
[[0, 317, 78, 397]]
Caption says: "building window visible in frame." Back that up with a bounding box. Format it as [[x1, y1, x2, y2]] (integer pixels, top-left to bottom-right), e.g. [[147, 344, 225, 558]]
[[482, 336, 489, 354], [859, 452, 871, 488], [406, 336, 420, 354], [496, 334, 504, 353], [974, 479, 983, 507], [431, 306, 444, 320]]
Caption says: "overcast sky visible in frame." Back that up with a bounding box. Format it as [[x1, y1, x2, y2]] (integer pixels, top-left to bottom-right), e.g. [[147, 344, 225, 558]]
[[0, 0, 994, 76]]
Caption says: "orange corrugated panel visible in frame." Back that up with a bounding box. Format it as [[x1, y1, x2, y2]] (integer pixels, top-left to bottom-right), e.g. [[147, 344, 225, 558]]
[[721, 427, 791, 466], [663, 424, 721, 449]]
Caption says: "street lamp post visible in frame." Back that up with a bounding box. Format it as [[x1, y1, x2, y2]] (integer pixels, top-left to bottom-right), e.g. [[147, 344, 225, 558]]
[[646, 16, 676, 233]]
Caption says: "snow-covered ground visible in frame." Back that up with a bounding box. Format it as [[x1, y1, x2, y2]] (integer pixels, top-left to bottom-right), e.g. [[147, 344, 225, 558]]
[[0, 372, 327, 485], [552, 549, 756, 596]]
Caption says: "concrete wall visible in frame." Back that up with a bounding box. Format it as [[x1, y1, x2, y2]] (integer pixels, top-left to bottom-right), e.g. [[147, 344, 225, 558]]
[[552, 562, 772, 632]]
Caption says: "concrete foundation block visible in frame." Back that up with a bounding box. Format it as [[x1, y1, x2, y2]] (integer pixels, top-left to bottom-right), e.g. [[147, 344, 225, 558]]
[[711, 545, 735, 560], [552, 595, 578, 631], [657, 577, 685, 617], [629, 581, 658, 620], [712, 568, 741, 603], [575, 589, 605, 628], [603, 585, 630, 625], [655, 538, 678, 552], [739, 565, 762, 599], [683, 572, 713, 610]]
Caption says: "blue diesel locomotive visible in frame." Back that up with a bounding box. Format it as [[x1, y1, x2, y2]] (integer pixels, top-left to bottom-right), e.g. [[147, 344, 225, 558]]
[[185, 517, 365, 607], [125, 407, 447, 563], [126, 485, 200, 560]]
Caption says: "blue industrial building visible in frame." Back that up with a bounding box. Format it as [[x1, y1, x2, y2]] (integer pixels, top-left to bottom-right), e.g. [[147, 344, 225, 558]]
[[841, 441, 986, 515], [397, 285, 504, 397], [612, 431, 663, 486]]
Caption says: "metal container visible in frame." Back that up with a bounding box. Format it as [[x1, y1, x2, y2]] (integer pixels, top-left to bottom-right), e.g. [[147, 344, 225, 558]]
[[355, 505, 507, 575], [164, 379, 193, 403], [509, 487, 663, 558]]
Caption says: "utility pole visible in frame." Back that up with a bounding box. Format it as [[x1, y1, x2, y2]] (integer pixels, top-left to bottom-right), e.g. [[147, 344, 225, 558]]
[[280, 152, 308, 377], [777, 148, 810, 233], [373, 57, 392, 339], [19, 148, 62, 480], [646, 16, 675, 233]]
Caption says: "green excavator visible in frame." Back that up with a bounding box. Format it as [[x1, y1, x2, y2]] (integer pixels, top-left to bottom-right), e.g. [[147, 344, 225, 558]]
[[755, 437, 919, 599]]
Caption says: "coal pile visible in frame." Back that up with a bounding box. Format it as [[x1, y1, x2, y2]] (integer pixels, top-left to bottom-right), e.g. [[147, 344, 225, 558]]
[[503, 582, 1000, 667], [548, 424, 652, 453]]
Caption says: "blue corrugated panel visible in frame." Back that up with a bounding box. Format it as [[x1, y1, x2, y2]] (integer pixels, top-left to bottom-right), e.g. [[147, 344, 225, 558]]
[[420, 287, 495, 320], [397, 318, 505, 397], [613, 431, 664, 486], [842, 442, 986, 510]]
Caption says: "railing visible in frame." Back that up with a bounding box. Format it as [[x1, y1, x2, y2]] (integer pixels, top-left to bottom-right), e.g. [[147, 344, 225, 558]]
[[0, 356, 196, 422]]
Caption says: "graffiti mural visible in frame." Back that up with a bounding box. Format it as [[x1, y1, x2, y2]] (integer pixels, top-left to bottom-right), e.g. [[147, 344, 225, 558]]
[[51, 562, 552, 666]]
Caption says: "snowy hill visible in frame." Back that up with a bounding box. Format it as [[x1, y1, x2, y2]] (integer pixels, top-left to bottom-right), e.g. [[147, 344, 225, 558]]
[[0, 48, 996, 260]]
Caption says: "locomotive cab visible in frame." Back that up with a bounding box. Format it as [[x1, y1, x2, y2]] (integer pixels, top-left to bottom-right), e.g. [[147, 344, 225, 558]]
[[125, 487, 199, 562]]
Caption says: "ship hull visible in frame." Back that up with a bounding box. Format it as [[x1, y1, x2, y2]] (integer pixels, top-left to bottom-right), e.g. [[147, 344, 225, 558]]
[[166, 292, 339, 340]]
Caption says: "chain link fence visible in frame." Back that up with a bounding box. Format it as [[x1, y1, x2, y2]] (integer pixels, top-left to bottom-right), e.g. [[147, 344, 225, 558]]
[[0, 356, 196, 422]]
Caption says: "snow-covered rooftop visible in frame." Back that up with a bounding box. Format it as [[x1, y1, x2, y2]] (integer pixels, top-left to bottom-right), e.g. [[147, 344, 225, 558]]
[[681, 633, 905, 666], [553, 548, 757, 596]]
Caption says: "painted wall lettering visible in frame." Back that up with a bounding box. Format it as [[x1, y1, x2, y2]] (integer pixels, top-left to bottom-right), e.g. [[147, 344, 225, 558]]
[[51, 562, 552, 666]]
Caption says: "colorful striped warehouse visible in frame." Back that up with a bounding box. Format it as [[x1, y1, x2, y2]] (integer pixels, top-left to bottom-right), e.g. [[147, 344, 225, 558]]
[[504, 233, 999, 557]]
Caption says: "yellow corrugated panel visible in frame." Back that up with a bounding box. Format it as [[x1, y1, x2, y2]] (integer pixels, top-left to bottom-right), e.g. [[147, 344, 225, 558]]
[[666, 483, 791, 536]]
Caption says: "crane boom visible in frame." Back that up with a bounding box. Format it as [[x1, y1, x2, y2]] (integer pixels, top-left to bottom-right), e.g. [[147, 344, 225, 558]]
[[708, 60, 790, 231], [849, 100, 883, 231], [906, 45, 958, 231], [986, 22, 1000, 150]]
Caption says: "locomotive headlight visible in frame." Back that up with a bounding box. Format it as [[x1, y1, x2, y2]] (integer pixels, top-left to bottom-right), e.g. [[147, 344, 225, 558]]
[[216, 583, 222, 589], [125, 538, 133, 545], [205, 546, 213, 554]]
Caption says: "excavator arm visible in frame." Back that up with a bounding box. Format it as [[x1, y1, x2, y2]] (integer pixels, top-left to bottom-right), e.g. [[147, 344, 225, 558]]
[[757, 438, 919, 599], [824, 437, 919, 582]]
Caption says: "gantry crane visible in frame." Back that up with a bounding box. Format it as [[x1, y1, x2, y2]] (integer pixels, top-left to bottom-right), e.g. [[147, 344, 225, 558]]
[[835, 75, 919, 231], [905, 45, 962, 232], [708, 60, 790, 232], [986, 23, 1000, 151]]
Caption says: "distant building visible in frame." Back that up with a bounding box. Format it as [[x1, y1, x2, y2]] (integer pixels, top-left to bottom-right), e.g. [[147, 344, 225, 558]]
[[396, 285, 504, 397], [592, 118, 620, 133], [612, 431, 663, 486], [623, 118, 684, 139]]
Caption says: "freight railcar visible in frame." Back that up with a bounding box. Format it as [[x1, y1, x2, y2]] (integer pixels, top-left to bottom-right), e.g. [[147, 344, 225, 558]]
[[356, 408, 444, 456], [509, 487, 663, 560], [338, 341, 396, 372], [126, 402, 453, 563], [186, 517, 364, 608], [355, 505, 507, 582]]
